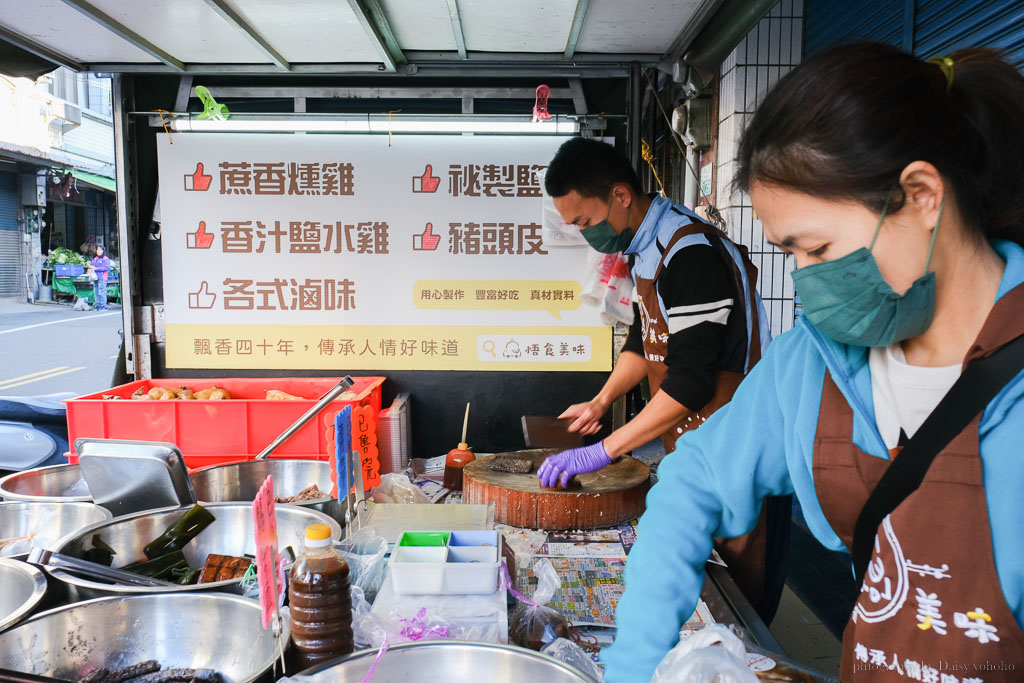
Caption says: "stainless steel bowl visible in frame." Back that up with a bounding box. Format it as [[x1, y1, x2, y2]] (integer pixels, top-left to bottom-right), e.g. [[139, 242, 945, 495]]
[[0, 593, 287, 683], [190, 459, 345, 523], [0, 559, 47, 633], [0, 464, 92, 502], [0, 501, 112, 561], [50, 502, 341, 599], [298, 641, 600, 682]]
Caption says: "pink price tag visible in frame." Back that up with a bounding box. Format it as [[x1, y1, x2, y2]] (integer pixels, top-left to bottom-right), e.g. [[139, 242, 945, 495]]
[[252, 475, 281, 630]]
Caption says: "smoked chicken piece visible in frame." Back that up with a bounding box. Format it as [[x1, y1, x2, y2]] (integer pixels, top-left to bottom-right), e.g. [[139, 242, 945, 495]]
[[198, 553, 252, 583], [266, 389, 304, 400]]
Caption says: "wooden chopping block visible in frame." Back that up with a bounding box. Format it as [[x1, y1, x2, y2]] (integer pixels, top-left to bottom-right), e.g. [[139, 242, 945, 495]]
[[463, 448, 650, 530]]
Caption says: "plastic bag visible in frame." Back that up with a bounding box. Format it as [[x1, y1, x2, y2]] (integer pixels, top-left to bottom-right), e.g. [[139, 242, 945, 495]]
[[355, 581, 506, 649], [510, 558, 571, 650], [334, 526, 388, 603], [581, 251, 634, 325], [541, 638, 603, 681], [369, 473, 432, 504], [651, 623, 757, 683]]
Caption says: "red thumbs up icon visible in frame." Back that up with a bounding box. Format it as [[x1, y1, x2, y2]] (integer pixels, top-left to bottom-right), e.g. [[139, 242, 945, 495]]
[[412, 222, 441, 251], [411, 164, 441, 193], [188, 281, 217, 309], [183, 162, 213, 191], [186, 220, 215, 249]]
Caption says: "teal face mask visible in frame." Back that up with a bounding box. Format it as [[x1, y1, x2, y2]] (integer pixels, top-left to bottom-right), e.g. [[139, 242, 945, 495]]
[[791, 195, 944, 347], [582, 200, 633, 254]]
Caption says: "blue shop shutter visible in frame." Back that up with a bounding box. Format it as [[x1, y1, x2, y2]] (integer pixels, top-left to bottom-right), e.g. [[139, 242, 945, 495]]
[[914, 0, 1024, 70], [804, 0, 904, 55], [805, 0, 1024, 71], [0, 173, 17, 231]]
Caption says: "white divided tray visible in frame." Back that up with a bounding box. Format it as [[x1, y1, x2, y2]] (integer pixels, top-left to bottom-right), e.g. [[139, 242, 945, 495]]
[[390, 530, 500, 595]]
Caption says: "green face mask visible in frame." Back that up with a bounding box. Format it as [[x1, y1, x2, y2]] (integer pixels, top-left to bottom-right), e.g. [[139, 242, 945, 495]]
[[791, 195, 944, 348], [582, 200, 633, 254]]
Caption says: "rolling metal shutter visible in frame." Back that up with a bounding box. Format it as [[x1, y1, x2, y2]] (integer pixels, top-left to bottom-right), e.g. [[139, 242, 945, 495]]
[[914, 0, 1024, 70], [0, 172, 21, 298], [804, 0, 905, 55], [805, 0, 1024, 71]]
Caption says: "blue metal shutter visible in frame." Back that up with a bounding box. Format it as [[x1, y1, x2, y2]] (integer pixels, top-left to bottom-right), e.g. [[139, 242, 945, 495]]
[[0, 173, 17, 231], [805, 0, 1024, 71], [0, 172, 20, 297], [804, 0, 905, 55], [914, 0, 1024, 70]]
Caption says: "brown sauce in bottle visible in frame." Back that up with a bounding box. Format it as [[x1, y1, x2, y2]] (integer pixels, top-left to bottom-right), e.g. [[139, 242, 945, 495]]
[[289, 528, 353, 670]]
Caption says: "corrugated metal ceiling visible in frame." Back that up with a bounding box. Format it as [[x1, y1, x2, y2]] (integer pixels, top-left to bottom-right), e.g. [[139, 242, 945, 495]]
[[0, 0, 720, 73]]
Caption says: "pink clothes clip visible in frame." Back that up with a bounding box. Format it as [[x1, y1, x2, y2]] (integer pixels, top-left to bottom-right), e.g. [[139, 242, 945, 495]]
[[533, 84, 552, 122]]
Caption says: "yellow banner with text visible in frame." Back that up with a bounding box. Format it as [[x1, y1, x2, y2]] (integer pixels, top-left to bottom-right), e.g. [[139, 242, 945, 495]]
[[166, 324, 612, 371]]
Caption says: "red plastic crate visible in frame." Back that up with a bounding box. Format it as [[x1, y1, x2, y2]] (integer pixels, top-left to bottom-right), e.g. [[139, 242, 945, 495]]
[[65, 377, 385, 469]]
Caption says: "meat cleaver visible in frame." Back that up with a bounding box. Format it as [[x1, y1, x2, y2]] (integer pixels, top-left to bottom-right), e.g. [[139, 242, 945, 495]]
[[521, 415, 584, 450]]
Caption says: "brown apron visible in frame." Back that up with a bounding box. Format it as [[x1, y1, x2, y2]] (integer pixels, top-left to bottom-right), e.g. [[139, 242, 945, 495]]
[[813, 285, 1024, 681], [635, 223, 772, 609]]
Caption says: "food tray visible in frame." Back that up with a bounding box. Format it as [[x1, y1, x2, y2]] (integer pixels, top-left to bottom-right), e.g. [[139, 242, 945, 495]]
[[65, 377, 384, 470], [390, 530, 501, 595]]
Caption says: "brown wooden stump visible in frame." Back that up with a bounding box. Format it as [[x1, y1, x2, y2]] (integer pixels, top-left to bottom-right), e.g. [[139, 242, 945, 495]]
[[463, 448, 650, 530]]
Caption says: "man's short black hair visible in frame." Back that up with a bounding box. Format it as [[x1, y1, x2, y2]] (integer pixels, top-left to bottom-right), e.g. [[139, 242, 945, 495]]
[[544, 138, 642, 199]]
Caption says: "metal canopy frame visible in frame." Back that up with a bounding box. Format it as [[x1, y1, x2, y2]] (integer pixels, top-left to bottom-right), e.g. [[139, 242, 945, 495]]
[[445, 0, 468, 59], [180, 84, 589, 118], [200, 0, 291, 72], [563, 0, 591, 60], [3, 0, 738, 89], [345, 0, 405, 72], [0, 24, 83, 72], [57, 0, 185, 71]]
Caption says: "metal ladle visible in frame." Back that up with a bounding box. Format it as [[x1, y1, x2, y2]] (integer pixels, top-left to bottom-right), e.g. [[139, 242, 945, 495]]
[[255, 377, 355, 461]]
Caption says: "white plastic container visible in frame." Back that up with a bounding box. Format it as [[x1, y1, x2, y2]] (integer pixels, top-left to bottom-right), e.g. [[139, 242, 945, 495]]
[[444, 546, 499, 594], [390, 546, 447, 594], [389, 530, 501, 595]]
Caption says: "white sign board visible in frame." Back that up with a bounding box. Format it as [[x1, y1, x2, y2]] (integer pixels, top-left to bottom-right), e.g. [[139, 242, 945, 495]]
[[157, 133, 611, 371]]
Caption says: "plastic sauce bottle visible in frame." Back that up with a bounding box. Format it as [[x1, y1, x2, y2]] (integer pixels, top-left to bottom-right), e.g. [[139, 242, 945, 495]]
[[443, 442, 475, 491], [289, 523, 353, 670]]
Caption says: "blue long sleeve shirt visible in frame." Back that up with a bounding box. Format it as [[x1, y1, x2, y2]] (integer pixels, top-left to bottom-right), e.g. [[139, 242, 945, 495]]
[[602, 240, 1024, 682]]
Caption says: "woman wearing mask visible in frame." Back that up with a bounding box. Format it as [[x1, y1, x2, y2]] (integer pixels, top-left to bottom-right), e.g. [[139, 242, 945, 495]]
[[604, 43, 1024, 682]]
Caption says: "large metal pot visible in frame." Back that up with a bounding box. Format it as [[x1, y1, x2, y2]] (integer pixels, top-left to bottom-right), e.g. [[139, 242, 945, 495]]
[[0, 463, 91, 502], [0, 501, 112, 560], [50, 502, 341, 600], [190, 459, 345, 523], [298, 641, 600, 682], [0, 559, 47, 633], [0, 593, 287, 683]]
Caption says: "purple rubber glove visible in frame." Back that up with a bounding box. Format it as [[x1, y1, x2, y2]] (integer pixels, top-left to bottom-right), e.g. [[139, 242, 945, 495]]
[[537, 442, 612, 489]]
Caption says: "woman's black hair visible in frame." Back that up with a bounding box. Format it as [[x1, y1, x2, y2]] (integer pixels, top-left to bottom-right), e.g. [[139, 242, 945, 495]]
[[737, 42, 1024, 245], [544, 137, 642, 198]]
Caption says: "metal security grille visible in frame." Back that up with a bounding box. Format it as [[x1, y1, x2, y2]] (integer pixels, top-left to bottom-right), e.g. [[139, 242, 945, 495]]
[[0, 173, 21, 298], [806, 0, 1024, 71]]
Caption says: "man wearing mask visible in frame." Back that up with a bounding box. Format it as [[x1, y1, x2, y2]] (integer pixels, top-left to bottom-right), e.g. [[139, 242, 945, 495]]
[[538, 137, 788, 621]]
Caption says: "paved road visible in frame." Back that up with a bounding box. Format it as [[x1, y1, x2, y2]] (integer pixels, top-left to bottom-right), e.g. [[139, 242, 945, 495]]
[[0, 301, 124, 398]]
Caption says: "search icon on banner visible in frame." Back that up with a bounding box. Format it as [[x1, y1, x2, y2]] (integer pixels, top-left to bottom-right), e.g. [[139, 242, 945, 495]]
[[482, 340, 496, 357]]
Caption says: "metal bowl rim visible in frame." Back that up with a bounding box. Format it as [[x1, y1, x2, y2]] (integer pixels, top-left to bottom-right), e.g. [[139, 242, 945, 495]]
[[0, 591, 287, 683], [49, 502, 341, 593], [0, 500, 112, 515], [299, 640, 600, 682], [189, 459, 335, 505], [0, 464, 92, 503], [0, 559, 48, 633], [0, 501, 113, 561]]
